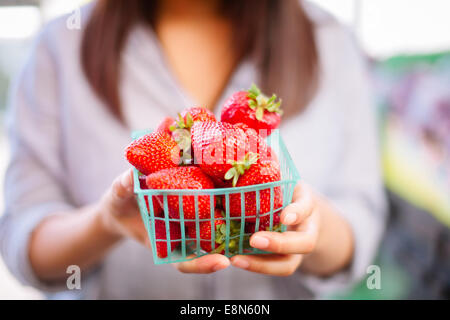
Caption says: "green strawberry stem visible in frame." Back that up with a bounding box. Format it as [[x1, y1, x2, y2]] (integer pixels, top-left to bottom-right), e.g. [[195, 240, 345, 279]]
[[271, 223, 283, 232], [211, 223, 283, 254], [210, 242, 226, 254], [247, 84, 283, 121], [209, 213, 243, 254], [210, 223, 282, 255], [210, 238, 240, 254], [170, 112, 194, 131], [225, 152, 259, 187]]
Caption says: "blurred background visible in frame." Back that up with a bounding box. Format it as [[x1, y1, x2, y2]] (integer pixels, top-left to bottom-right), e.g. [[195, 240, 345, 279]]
[[0, 0, 448, 299]]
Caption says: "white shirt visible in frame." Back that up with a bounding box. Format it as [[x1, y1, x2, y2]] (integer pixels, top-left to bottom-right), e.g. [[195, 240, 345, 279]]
[[0, 2, 386, 299]]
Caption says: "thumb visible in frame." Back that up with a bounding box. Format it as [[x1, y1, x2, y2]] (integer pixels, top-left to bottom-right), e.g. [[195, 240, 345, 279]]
[[111, 169, 135, 201]]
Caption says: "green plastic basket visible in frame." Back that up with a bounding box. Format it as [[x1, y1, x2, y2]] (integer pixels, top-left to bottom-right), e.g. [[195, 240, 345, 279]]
[[132, 129, 300, 264]]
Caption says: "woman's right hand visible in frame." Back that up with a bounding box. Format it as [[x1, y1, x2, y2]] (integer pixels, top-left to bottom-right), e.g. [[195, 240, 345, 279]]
[[98, 169, 230, 273], [97, 169, 150, 246]]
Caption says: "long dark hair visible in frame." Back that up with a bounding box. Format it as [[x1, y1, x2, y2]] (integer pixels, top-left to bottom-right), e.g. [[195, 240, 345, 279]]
[[81, 0, 318, 121]]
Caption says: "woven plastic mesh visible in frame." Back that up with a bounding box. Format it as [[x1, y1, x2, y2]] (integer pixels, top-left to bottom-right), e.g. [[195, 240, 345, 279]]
[[132, 130, 300, 264]]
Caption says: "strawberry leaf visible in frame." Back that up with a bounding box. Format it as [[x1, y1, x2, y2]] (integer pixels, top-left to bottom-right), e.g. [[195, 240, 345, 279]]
[[232, 174, 239, 188], [225, 168, 237, 181], [255, 107, 264, 121], [246, 84, 283, 119], [185, 113, 194, 128], [248, 84, 261, 97], [220, 224, 226, 235]]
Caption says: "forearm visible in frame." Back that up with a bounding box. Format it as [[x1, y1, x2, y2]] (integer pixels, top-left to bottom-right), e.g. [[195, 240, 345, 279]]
[[301, 196, 354, 276], [29, 204, 122, 282]]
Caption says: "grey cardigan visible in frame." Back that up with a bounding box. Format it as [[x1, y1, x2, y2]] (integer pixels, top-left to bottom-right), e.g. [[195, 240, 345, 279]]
[[0, 2, 386, 299]]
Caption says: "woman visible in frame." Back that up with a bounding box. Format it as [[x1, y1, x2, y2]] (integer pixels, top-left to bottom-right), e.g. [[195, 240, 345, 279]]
[[0, 0, 386, 299]]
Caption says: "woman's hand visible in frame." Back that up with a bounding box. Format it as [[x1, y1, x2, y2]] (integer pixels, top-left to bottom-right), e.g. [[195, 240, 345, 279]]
[[99, 169, 231, 273], [228, 183, 319, 276], [97, 169, 149, 246], [177, 182, 353, 277], [176, 183, 320, 276], [230, 182, 354, 277]]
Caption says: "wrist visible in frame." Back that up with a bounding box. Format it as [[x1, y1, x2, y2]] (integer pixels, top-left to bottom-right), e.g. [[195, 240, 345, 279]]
[[302, 198, 354, 275]]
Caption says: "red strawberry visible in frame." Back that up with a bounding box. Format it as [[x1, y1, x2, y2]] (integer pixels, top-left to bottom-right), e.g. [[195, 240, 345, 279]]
[[187, 209, 242, 253], [191, 121, 247, 181], [125, 131, 180, 175], [191, 121, 270, 183], [209, 175, 228, 188], [156, 116, 175, 135], [170, 107, 216, 131], [139, 175, 163, 217], [145, 166, 216, 224], [221, 84, 282, 135], [168, 107, 216, 164], [245, 212, 281, 233], [187, 209, 225, 253], [225, 158, 283, 222], [232, 123, 276, 163], [181, 107, 216, 123], [153, 219, 181, 258]]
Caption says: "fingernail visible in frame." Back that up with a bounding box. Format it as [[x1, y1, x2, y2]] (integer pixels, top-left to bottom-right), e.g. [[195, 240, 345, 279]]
[[232, 258, 249, 269], [284, 213, 296, 224], [250, 236, 270, 249], [212, 263, 227, 272]]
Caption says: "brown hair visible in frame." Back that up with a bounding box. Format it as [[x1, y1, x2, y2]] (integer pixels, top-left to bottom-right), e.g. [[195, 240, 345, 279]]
[[81, 0, 318, 121]]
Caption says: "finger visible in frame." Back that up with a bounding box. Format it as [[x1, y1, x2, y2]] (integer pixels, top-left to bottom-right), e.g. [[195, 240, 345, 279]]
[[249, 220, 318, 254], [129, 216, 150, 243], [111, 169, 134, 200], [230, 254, 302, 277], [176, 254, 230, 274], [129, 229, 150, 247], [142, 235, 152, 249], [280, 183, 314, 225], [291, 183, 303, 202]]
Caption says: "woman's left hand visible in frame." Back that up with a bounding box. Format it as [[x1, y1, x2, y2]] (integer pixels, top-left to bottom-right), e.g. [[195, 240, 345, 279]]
[[229, 182, 320, 276], [176, 181, 353, 276]]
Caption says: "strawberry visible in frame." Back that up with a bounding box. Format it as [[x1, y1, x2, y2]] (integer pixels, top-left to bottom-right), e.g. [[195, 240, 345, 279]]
[[170, 107, 216, 131], [187, 209, 242, 253], [156, 116, 175, 135], [221, 84, 282, 135], [145, 166, 216, 224], [125, 131, 180, 175], [209, 175, 228, 188], [225, 157, 283, 222], [182, 107, 216, 123], [139, 175, 163, 217], [232, 123, 275, 163], [245, 212, 281, 233], [168, 108, 217, 165], [191, 121, 247, 181], [153, 219, 181, 258], [191, 121, 271, 183]]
